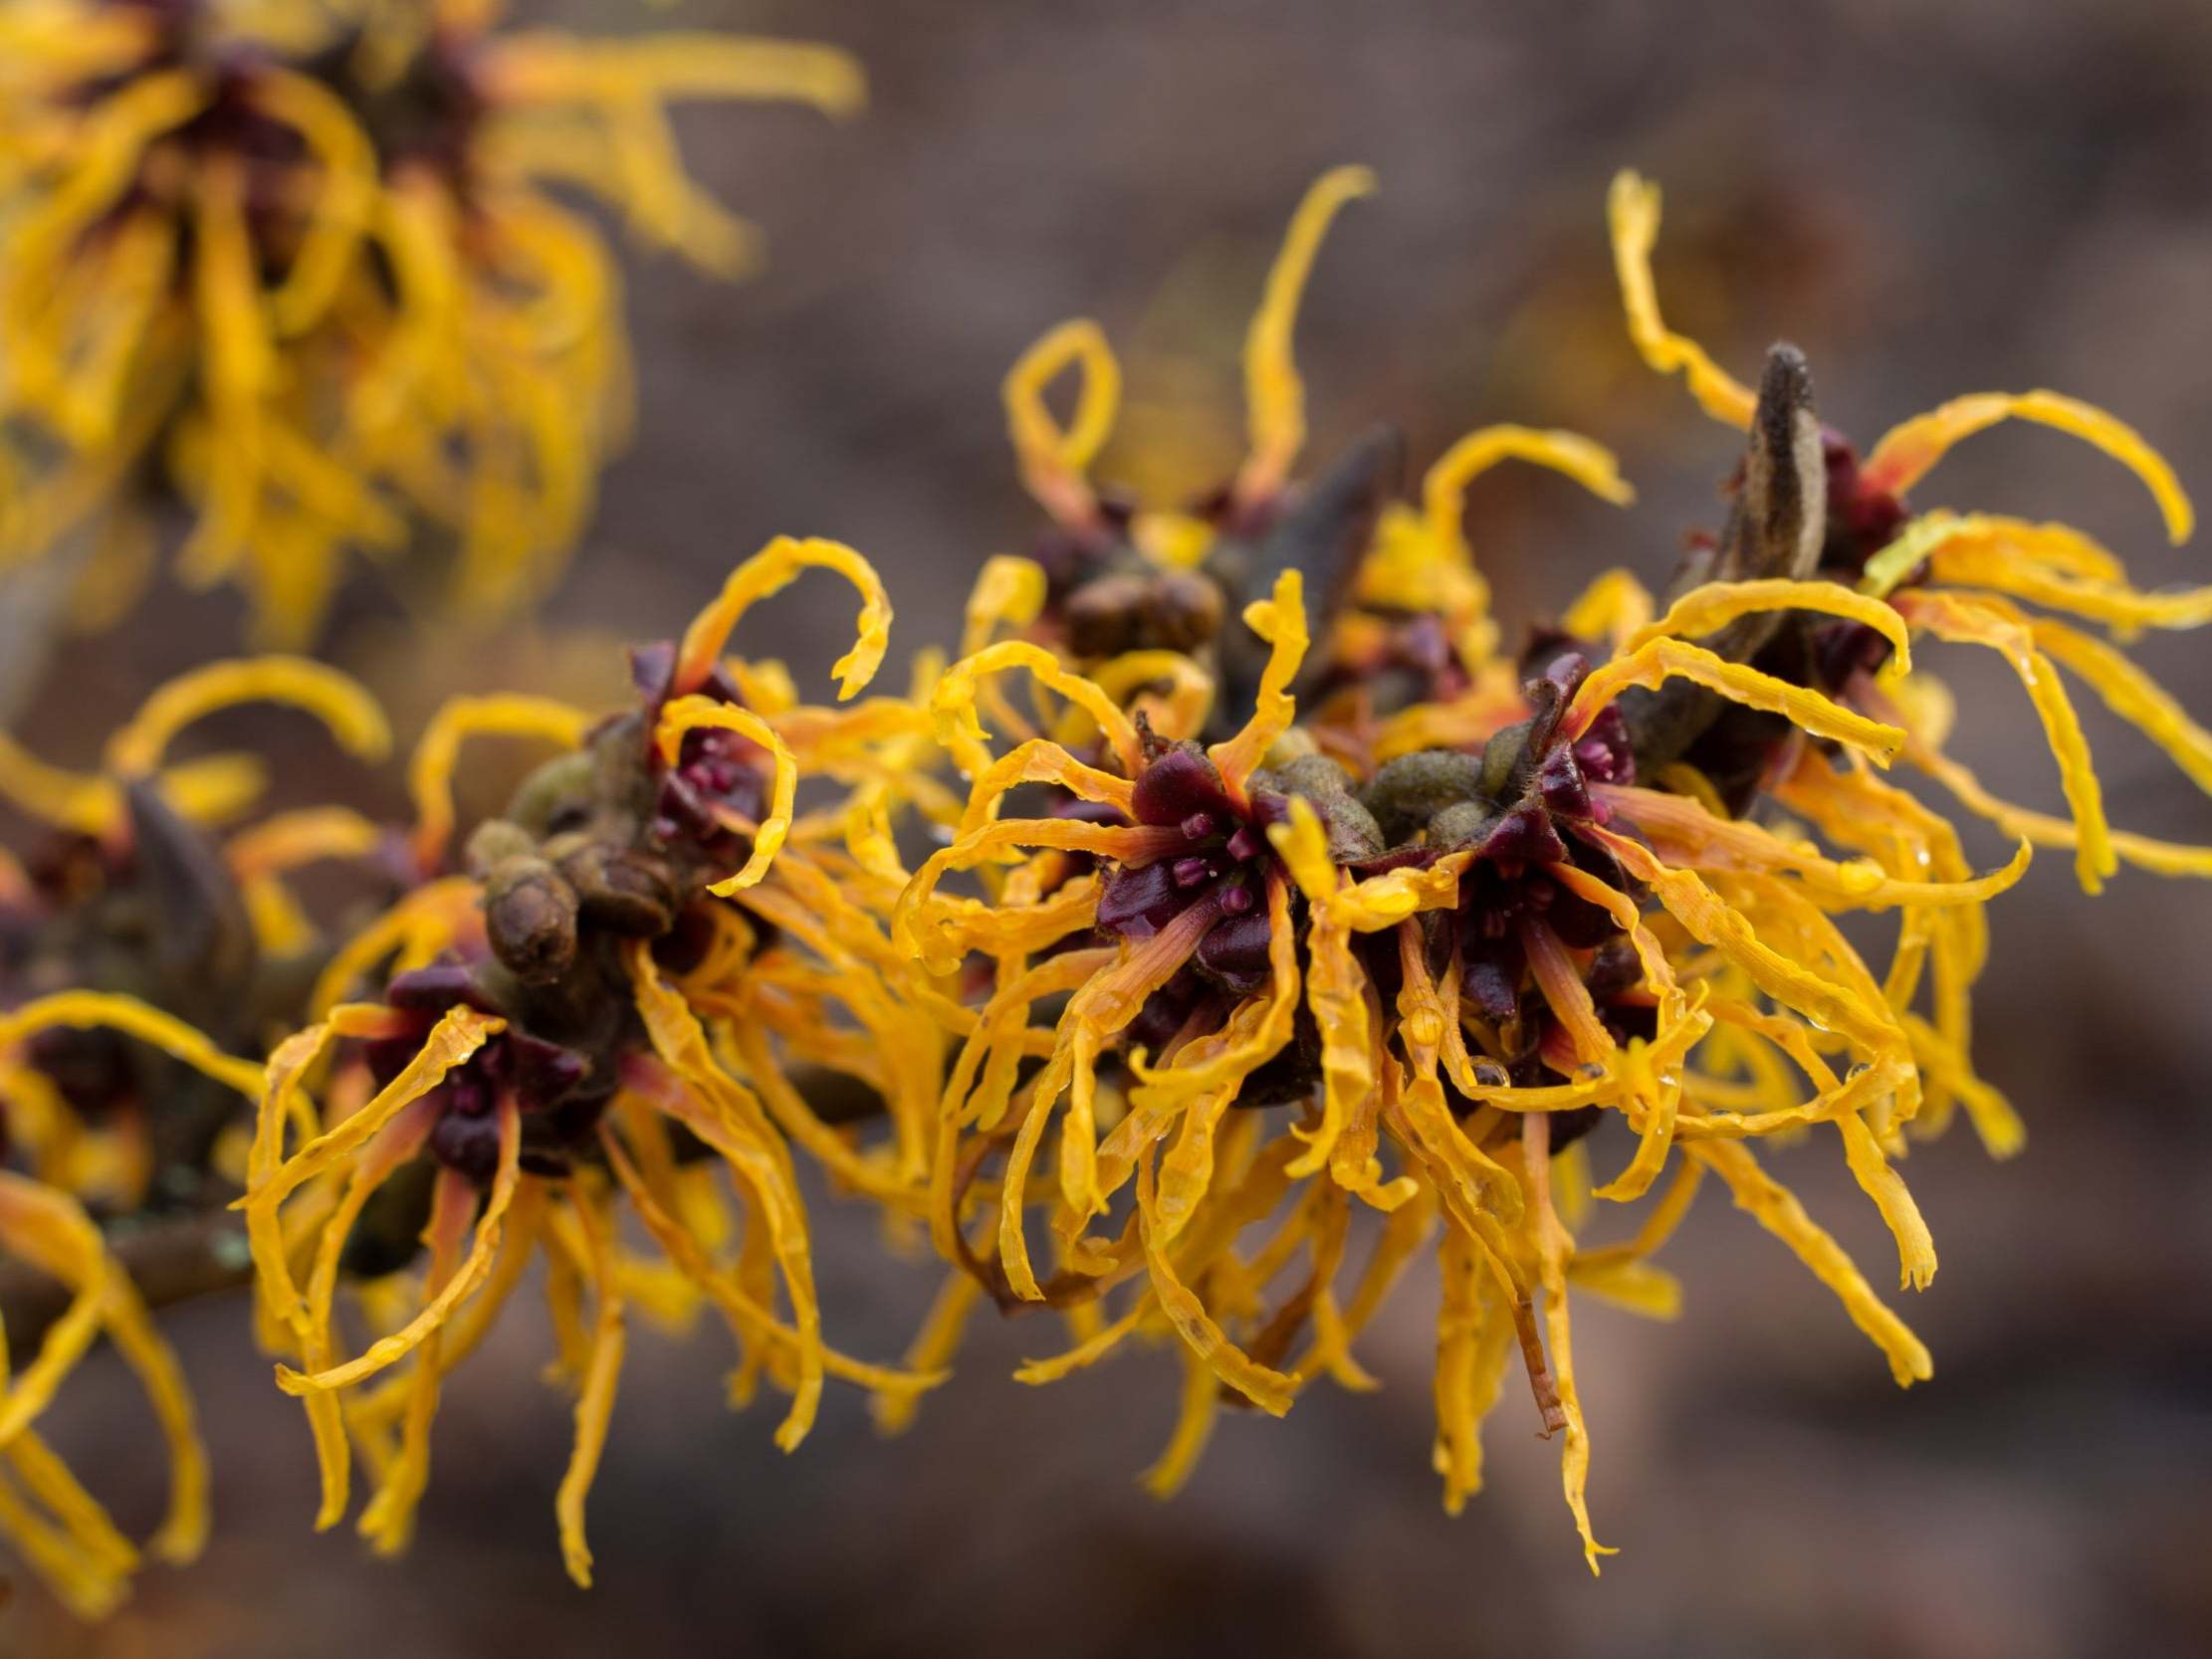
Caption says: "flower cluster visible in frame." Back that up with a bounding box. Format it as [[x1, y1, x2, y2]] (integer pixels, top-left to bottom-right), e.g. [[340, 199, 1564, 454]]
[[0, 0, 862, 641], [878, 167, 2203, 1559], [1, 163, 2205, 1615], [236, 536, 949, 1583]]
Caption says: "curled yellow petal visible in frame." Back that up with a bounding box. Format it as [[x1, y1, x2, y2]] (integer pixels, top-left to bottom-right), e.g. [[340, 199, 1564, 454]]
[[675, 534, 891, 702], [932, 640, 1142, 779], [276, 1103, 521, 1397], [1003, 318, 1119, 520], [488, 33, 865, 119], [103, 657, 389, 779], [0, 1174, 108, 1450], [1630, 578, 1911, 674], [1141, 1346, 1222, 1500], [653, 696, 796, 892], [553, 1189, 626, 1589], [1605, 170, 1755, 428], [1859, 512, 1982, 601], [1082, 650, 1216, 744], [960, 553, 1048, 656], [1208, 568, 1310, 791], [1424, 425, 1635, 557], [1692, 1141, 1931, 1386], [1136, 1150, 1294, 1414], [1594, 783, 2032, 911], [0, 992, 265, 1101], [1561, 569, 1657, 651], [1864, 390, 2193, 544], [624, 950, 822, 1449], [1521, 1116, 1615, 1573], [2025, 615, 2212, 798], [1236, 164, 1376, 504], [407, 694, 592, 871], [1892, 589, 2113, 891], [1565, 636, 1903, 763], [227, 806, 387, 955], [1906, 739, 2212, 881], [0, 1170, 208, 1594]]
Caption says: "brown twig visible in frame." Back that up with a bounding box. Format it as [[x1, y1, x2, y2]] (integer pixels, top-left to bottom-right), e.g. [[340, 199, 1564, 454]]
[[0, 1207, 253, 1352], [0, 1063, 892, 1350]]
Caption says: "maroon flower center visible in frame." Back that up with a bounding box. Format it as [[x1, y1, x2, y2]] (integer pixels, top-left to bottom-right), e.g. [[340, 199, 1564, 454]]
[[1096, 742, 1274, 994], [371, 962, 601, 1183]]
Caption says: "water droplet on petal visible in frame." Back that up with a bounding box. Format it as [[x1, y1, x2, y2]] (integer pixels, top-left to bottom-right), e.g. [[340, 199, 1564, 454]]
[[1840, 858, 1885, 895]]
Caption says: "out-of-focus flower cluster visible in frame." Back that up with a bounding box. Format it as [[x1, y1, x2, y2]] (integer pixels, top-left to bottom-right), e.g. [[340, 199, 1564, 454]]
[[0, 0, 861, 642], [2, 161, 2208, 1617]]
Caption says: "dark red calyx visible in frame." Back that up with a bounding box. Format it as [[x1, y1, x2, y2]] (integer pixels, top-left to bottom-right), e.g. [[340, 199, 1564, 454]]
[[627, 640, 679, 707], [386, 961, 506, 1016], [367, 957, 603, 1183], [1096, 739, 1293, 995], [1131, 743, 1237, 830], [1571, 705, 1635, 788], [1812, 618, 1897, 692], [1821, 430, 1907, 576], [1193, 905, 1273, 990], [650, 712, 771, 864]]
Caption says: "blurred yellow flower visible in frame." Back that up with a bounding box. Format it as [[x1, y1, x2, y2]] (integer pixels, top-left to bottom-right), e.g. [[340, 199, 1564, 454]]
[[0, 0, 863, 642]]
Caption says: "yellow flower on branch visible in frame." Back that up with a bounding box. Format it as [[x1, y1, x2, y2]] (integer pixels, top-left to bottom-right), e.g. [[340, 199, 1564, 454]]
[[1607, 168, 2208, 896], [891, 564, 2024, 1566], [238, 535, 946, 1584]]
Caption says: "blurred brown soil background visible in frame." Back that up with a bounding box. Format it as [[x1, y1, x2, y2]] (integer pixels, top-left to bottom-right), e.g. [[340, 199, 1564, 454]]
[[5, 0, 2212, 1654]]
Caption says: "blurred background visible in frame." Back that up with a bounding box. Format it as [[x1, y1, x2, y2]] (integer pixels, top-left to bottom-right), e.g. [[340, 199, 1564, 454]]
[[6, 0, 2212, 1653]]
